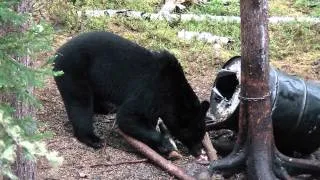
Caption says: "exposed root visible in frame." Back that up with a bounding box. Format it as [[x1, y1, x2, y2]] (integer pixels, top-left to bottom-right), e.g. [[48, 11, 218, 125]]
[[273, 165, 291, 180], [208, 146, 246, 174], [196, 144, 246, 179], [202, 132, 320, 179], [211, 140, 234, 154], [274, 149, 320, 177]]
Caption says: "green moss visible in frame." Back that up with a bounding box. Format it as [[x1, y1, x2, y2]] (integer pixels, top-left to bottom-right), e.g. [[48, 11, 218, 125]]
[[78, 0, 160, 12]]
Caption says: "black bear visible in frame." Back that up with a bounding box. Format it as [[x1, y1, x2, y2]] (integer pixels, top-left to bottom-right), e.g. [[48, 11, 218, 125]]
[[53, 31, 209, 157]]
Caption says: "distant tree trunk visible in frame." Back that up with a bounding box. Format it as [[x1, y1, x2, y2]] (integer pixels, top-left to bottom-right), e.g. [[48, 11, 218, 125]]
[[0, 0, 36, 179], [14, 0, 36, 178]]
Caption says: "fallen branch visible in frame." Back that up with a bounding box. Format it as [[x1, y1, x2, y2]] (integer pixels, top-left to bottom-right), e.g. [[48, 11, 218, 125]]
[[202, 132, 217, 161], [80, 9, 240, 23], [89, 159, 148, 168], [178, 29, 232, 45], [79, 9, 320, 24], [118, 130, 195, 180]]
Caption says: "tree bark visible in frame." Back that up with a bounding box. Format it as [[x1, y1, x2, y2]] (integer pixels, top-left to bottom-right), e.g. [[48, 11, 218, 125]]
[[1, 0, 37, 179], [14, 0, 37, 176], [240, 0, 274, 179]]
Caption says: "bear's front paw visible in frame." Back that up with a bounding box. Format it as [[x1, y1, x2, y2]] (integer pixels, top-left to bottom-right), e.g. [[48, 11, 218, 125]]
[[158, 137, 182, 160], [167, 151, 183, 160]]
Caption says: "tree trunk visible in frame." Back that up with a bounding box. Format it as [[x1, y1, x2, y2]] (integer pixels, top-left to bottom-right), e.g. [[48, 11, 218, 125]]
[[1, 0, 37, 179], [14, 0, 36, 177], [240, 0, 274, 179]]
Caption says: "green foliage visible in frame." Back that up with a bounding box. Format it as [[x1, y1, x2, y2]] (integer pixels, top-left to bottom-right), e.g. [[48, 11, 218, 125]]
[[81, 16, 180, 50], [0, 0, 23, 25], [189, 0, 240, 16], [61, 0, 319, 73], [188, 0, 319, 17], [43, 0, 161, 32], [0, 23, 56, 106], [294, 0, 320, 16], [40, 0, 80, 31], [269, 22, 320, 60], [0, 1, 62, 178], [178, 20, 240, 50], [81, 16, 111, 31], [0, 108, 63, 179], [78, 0, 160, 12]]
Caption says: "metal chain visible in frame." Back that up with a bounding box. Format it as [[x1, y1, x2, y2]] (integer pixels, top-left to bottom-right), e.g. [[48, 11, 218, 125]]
[[238, 92, 271, 101]]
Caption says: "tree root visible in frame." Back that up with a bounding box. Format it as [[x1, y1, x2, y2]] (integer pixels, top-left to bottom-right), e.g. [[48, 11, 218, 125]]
[[208, 146, 246, 173], [205, 112, 320, 179], [199, 132, 320, 179], [274, 149, 320, 177]]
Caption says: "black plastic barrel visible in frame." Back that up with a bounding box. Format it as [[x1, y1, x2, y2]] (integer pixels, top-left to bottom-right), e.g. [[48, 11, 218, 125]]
[[208, 56, 320, 155]]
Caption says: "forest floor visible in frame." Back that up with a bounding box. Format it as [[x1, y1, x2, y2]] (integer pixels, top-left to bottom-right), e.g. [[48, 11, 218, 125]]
[[34, 0, 319, 179]]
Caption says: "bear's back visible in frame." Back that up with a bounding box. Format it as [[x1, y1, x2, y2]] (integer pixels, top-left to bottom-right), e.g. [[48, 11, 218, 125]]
[[54, 31, 154, 73]]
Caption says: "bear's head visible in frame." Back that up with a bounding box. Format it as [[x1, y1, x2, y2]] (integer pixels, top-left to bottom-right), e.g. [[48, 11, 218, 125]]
[[155, 50, 210, 156], [174, 100, 210, 157]]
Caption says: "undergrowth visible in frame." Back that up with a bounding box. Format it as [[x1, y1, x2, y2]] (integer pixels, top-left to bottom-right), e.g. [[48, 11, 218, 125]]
[[44, 0, 319, 77]]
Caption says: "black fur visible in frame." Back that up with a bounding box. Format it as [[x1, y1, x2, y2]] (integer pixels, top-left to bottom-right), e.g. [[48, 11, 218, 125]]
[[53, 31, 209, 156]]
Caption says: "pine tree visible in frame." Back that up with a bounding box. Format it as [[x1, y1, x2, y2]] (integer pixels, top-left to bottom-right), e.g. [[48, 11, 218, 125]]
[[0, 0, 62, 179]]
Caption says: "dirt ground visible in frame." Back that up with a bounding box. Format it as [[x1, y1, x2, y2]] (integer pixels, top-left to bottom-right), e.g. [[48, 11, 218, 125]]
[[35, 69, 217, 180]]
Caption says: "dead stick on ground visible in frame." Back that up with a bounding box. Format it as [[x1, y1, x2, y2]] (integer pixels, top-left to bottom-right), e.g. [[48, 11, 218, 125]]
[[90, 159, 148, 168], [118, 130, 196, 180], [202, 132, 218, 161]]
